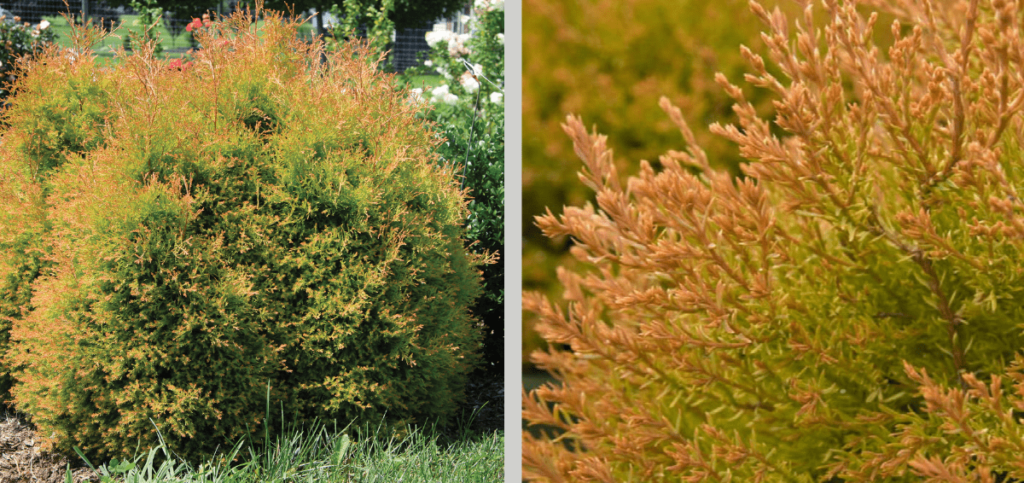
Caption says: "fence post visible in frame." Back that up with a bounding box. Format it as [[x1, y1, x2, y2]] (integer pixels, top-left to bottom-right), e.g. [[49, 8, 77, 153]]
[[82, 0, 90, 23], [315, 9, 324, 39]]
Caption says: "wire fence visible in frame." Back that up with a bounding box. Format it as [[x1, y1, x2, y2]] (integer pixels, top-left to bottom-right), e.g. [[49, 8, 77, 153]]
[[0, 0, 461, 71], [393, 22, 431, 72], [393, 13, 470, 72]]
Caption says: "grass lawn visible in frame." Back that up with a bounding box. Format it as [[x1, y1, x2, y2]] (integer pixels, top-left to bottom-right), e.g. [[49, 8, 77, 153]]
[[64, 406, 503, 482]]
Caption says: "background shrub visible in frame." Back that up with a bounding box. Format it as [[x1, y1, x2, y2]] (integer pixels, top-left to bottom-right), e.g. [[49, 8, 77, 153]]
[[0, 9, 485, 464], [402, 0, 504, 376], [524, 0, 1024, 480]]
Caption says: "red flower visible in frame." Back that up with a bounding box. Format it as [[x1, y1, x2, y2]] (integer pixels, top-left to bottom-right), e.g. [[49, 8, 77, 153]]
[[185, 18, 202, 33]]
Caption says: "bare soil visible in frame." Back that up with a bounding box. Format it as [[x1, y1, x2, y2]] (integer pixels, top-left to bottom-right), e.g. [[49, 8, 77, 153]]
[[459, 371, 505, 436]]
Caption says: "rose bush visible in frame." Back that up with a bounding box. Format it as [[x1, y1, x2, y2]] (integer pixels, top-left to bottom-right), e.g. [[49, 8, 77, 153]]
[[402, 0, 504, 375]]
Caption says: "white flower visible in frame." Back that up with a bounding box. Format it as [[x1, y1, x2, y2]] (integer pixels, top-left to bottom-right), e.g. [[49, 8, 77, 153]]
[[408, 87, 425, 104], [447, 33, 472, 57], [489, 92, 503, 104], [424, 60, 433, 67], [38, 19, 49, 30], [474, 0, 504, 11], [473, 63, 484, 76], [442, 93, 459, 105], [459, 14, 471, 25], [496, 33, 504, 45], [425, 30, 448, 48], [437, 66, 451, 80], [431, 84, 450, 100], [460, 72, 480, 94]]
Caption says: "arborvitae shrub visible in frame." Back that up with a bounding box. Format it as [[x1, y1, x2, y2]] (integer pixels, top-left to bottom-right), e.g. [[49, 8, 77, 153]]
[[0, 35, 113, 404], [524, 0, 1024, 480], [0, 9, 485, 464]]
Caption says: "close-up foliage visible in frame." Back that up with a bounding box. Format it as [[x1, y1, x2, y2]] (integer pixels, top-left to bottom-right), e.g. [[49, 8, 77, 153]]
[[520, 0, 799, 364], [524, 0, 1024, 480], [0, 7, 487, 466]]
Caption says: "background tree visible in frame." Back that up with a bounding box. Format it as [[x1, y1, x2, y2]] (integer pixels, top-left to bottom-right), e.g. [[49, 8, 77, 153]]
[[257, 0, 467, 37], [33, 0, 466, 40], [155, 0, 219, 29]]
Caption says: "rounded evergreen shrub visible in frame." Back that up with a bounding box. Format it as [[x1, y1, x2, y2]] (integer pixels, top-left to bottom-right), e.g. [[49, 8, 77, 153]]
[[525, 0, 1024, 480], [0, 9, 484, 464]]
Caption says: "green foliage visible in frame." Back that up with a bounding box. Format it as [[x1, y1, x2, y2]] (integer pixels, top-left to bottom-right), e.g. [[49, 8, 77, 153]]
[[0, 16, 57, 107], [524, 0, 1024, 480], [124, 0, 165, 54], [103, 0, 220, 28], [331, 0, 396, 55], [387, 0, 471, 30], [0, 44, 113, 404], [249, 0, 469, 34], [402, 3, 503, 375], [0, 8, 484, 465]]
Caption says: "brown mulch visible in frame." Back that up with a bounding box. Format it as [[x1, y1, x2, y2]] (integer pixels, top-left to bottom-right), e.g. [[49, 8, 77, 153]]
[[0, 414, 99, 483], [459, 372, 504, 436]]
